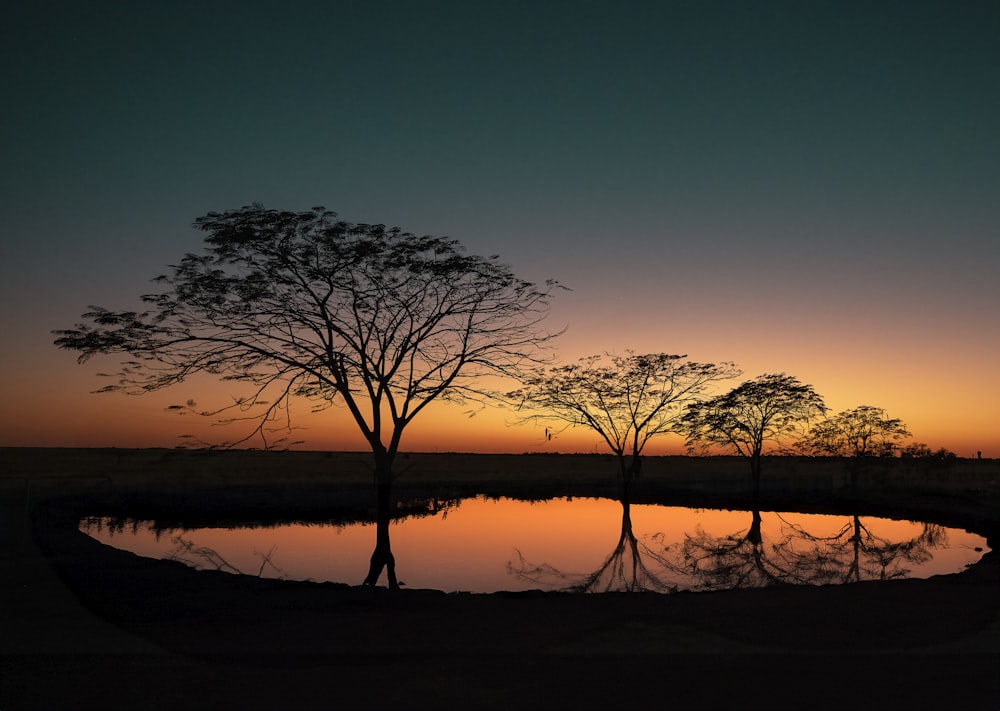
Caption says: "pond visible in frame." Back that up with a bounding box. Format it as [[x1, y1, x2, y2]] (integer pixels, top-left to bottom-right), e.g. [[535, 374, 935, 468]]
[[80, 496, 989, 593]]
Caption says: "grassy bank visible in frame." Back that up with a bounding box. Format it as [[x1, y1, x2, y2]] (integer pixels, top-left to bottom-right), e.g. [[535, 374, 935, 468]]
[[2, 446, 997, 519], [3, 446, 997, 491], [3, 447, 997, 545], [1, 447, 998, 710]]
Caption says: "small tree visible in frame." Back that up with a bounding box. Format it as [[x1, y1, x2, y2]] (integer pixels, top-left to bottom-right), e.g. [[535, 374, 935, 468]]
[[54, 204, 563, 587], [804, 406, 910, 459], [900, 443, 933, 458], [679, 373, 827, 498], [509, 352, 739, 492], [901, 443, 957, 462], [802, 405, 910, 487]]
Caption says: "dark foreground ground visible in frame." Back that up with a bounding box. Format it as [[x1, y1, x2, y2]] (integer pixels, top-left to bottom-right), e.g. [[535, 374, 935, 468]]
[[1, 449, 998, 710]]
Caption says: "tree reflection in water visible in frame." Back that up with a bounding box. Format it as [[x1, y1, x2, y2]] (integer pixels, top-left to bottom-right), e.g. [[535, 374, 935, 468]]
[[83, 496, 971, 593], [509, 497, 949, 593], [780, 515, 944, 585], [663, 512, 945, 591], [85, 496, 465, 588], [509, 492, 677, 593], [659, 509, 804, 590], [165, 534, 289, 579]]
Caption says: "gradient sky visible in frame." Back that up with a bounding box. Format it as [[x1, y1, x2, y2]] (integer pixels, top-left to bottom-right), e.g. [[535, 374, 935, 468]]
[[2, 1, 998, 456]]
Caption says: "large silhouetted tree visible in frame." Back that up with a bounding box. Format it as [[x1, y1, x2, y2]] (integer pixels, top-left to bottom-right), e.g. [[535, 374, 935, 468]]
[[679, 373, 826, 498], [508, 352, 738, 492], [54, 204, 562, 588], [802, 405, 911, 487]]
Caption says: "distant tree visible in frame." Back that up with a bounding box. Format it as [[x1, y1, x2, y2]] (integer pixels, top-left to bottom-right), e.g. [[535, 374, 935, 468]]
[[900, 443, 957, 461], [931, 447, 957, 462], [802, 406, 910, 487], [804, 406, 910, 458], [900, 443, 933, 458], [679, 373, 827, 498], [54, 204, 563, 588], [900, 442, 958, 472], [508, 352, 739, 492]]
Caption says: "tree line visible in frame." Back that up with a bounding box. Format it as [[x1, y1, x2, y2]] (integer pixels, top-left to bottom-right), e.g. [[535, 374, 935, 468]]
[[52, 204, 950, 586]]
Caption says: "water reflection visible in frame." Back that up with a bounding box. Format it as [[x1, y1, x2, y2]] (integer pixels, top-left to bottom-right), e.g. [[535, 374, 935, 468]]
[[166, 534, 287, 578], [507, 496, 959, 593], [658, 511, 946, 592], [509, 495, 677, 593], [363, 482, 396, 588], [80, 496, 987, 594]]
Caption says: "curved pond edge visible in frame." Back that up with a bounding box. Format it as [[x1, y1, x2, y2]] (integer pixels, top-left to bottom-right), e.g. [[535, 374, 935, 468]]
[[35, 480, 1000, 593]]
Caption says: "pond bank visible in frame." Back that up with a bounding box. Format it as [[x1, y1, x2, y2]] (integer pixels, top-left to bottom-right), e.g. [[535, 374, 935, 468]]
[[2, 448, 998, 710]]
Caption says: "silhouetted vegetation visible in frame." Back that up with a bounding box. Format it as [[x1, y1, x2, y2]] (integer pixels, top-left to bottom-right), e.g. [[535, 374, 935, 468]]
[[54, 205, 563, 587], [49, 205, 980, 594], [509, 352, 738, 492], [805, 406, 910, 459], [901, 442, 958, 463], [679, 374, 827, 497], [803, 405, 911, 487]]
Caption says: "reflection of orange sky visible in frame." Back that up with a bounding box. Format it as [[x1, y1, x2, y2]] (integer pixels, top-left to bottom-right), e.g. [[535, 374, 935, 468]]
[[3, 323, 998, 457], [82, 498, 989, 593]]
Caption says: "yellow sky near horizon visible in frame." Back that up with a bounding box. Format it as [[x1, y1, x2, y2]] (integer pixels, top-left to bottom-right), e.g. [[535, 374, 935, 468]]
[[4, 340, 994, 458]]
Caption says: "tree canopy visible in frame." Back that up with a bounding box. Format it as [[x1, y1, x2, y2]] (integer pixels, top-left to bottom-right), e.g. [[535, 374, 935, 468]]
[[54, 204, 563, 478], [55, 204, 566, 588], [802, 405, 911, 488], [802, 405, 911, 458], [509, 352, 738, 485], [679, 373, 827, 496]]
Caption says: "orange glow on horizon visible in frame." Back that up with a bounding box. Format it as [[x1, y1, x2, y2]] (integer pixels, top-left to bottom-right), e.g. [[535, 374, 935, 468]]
[[3, 344, 997, 458]]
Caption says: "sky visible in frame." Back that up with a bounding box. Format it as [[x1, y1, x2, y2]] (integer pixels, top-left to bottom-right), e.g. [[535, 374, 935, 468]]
[[2, 1, 998, 456]]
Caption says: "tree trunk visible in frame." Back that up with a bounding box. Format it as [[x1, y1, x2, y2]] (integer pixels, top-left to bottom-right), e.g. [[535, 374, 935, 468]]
[[848, 513, 862, 583], [619, 454, 641, 499], [749, 454, 762, 501], [362, 451, 398, 589], [362, 481, 399, 588], [747, 509, 763, 546], [848, 458, 862, 491]]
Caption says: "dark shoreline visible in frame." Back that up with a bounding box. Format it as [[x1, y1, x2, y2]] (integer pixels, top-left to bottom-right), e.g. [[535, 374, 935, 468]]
[[11, 447, 999, 545], [2, 449, 998, 710]]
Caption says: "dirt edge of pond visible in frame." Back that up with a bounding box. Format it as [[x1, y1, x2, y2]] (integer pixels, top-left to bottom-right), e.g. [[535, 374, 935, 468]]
[[2, 449, 998, 710]]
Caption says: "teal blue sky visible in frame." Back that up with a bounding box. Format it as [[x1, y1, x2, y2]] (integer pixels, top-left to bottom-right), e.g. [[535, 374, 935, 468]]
[[2, 1, 998, 453]]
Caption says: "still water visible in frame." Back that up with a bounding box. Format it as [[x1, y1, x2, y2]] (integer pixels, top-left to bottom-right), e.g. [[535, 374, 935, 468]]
[[80, 496, 989, 593]]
